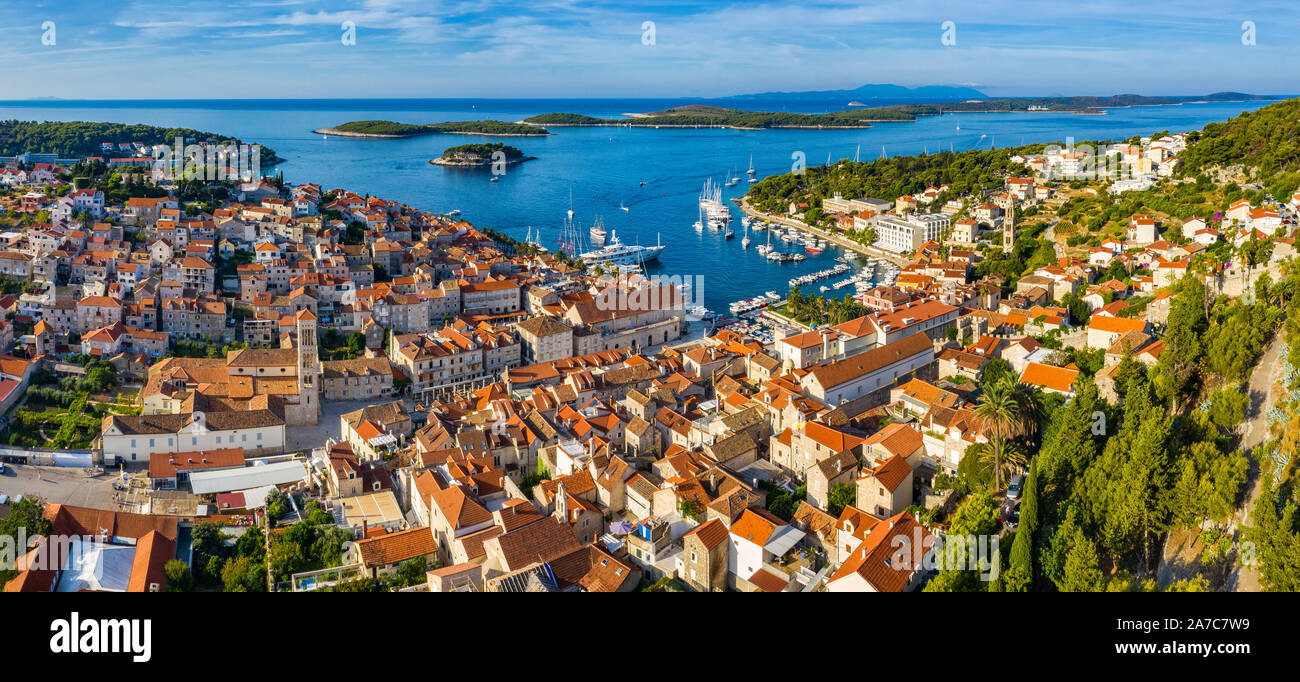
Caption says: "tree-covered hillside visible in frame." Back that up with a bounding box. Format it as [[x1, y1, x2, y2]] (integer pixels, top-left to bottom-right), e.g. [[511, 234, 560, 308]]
[[745, 145, 1042, 214], [1181, 97, 1300, 177], [0, 120, 281, 163]]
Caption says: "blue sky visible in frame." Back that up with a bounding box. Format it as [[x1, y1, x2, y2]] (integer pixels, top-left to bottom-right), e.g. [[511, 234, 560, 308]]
[[2, 0, 1298, 99]]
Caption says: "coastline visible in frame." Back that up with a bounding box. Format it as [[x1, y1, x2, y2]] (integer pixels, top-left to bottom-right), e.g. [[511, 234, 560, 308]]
[[430, 156, 536, 167], [314, 126, 550, 138], [517, 121, 872, 131]]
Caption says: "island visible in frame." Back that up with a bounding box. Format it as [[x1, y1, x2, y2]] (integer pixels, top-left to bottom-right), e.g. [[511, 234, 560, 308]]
[[514, 93, 1286, 133], [522, 104, 929, 129], [314, 119, 550, 138], [0, 120, 283, 165], [429, 142, 535, 167]]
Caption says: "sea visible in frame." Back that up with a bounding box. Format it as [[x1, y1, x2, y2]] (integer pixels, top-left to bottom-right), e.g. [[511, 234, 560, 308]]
[[0, 97, 1277, 313]]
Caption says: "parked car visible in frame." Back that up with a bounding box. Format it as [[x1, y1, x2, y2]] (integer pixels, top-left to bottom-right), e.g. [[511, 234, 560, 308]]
[[0, 493, 8, 505], [1006, 473, 1025, 501], [1001, 501, 1021, 528]]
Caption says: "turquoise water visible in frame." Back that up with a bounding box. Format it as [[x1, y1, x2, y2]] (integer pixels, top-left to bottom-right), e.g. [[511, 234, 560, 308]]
[[0, 98, 1275, 311]]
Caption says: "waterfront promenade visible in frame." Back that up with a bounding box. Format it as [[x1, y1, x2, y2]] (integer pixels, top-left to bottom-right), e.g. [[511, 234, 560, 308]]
[[736, 197, 909, 267]]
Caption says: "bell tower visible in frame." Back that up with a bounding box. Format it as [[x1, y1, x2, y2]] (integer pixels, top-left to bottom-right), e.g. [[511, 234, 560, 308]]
[[997, 195, 1016, 252], [295, 309, 320, 425]]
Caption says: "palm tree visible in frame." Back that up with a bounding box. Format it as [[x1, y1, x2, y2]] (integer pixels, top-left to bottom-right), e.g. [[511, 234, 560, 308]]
[[1009, 380, 1047, 446], [973, 378, 1022, 491]]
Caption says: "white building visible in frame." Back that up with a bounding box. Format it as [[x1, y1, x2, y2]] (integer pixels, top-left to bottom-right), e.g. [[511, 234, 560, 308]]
[[872, 213, 950, 254]]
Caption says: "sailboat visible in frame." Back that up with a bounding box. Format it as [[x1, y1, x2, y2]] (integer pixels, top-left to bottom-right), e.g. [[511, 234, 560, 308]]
[[746, 155, 755, 177], [693, 205, 704, 232], [724, 168, 738, 187], [741, 222, 751, 249]]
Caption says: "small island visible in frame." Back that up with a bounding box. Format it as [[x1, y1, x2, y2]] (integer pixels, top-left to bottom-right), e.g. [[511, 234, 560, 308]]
[[314, 119, 550, 138], [430, 142, 535, 167]]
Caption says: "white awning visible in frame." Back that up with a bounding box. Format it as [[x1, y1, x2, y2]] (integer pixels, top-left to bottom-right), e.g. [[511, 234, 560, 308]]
[[367, 433, 398, 447], [764, 525, 806, 557]]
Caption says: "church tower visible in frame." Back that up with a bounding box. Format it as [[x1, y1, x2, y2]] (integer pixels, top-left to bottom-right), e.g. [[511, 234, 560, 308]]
[[997, 195, 1016, 252], [295, 309, 320, 425]]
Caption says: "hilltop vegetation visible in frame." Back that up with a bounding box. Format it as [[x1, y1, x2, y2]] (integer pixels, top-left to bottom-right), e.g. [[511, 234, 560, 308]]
[[746, 145, 1043, 215], [322, 119, 549, 137], [1180, 97, 1300, 183], [0, 120, 281, 163], [522, 113, 606, 125], [439, 142, 527, 161], [433, 142, 534, 166]]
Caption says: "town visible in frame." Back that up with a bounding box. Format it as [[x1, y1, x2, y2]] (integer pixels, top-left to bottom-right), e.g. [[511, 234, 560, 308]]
[[1, 97, 1297, 596]]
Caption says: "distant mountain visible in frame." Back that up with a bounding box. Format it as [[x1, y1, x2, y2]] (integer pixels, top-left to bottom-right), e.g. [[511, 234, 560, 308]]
[[719, 83, 989, 102]]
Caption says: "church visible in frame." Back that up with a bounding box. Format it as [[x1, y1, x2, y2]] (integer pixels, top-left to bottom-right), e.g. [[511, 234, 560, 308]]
[[136, 310, 322, 426]]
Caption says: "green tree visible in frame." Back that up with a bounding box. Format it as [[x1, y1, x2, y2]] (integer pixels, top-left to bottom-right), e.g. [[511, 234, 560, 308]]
[[164, 560, 194, 592], [826, 483, 856, 516], [221, 555, 268, 592], [1004, 466, 1040, 592], [1059, 534, 1104, 592]]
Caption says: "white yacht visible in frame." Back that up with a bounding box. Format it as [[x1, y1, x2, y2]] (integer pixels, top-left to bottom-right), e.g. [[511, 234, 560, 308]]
[[578, 230, 665, 267]]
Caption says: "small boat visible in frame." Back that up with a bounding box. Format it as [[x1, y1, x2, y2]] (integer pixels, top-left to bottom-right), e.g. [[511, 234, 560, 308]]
[[724, 227, 735, 239], [448, 209, 462, 216], [490, 175, 499, 182], [590, 216, 608, 243], [620, 201, 629, 213], [740, 215, 751, 229], [640, 181, 646, 186], [805, 243, 823, 254], [820, 285, 830, 292]]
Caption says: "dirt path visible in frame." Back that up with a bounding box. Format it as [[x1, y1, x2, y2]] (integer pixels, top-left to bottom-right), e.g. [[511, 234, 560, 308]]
[[1227, 332, 1286, 591], [1157, 332, 1285, 590]]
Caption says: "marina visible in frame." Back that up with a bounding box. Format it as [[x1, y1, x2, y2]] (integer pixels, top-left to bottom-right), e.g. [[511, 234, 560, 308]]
[[13, 98, 1271, 315]]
